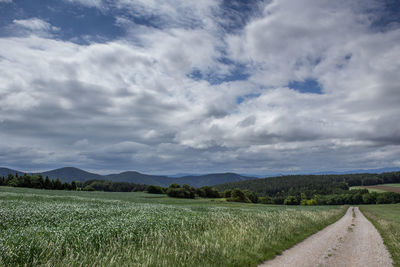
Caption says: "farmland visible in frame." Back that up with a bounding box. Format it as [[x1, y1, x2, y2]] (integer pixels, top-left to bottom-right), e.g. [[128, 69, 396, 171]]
[[360, 204, 400, 267], [351, 183, 400, 194], [0, 187, 345, 267]]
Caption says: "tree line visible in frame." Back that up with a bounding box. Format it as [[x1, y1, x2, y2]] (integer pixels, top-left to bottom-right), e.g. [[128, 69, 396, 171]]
[[258, 189, 400, 205], [2, 172, 399, 205], [214, 172, 400, 200], [0, 173, 78, 190], [147, 184, 259, 203], [0, 173, 147, 192], [147, 183, 400, 205]]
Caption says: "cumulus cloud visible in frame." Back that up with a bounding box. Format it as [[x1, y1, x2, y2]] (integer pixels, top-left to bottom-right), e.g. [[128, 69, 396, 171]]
[[63, 0, 103, 8], [0, 0, 399, 174], [9, 18, 60, 37]]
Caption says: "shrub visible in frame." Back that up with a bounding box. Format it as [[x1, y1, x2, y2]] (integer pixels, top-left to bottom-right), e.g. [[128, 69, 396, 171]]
[[147, 185, 165, 194], [223, 189, 232, 198], [376, 192, 400, 204], [259, 196, 273, 204], [284, 196, 298, 205], [196, 188, 206, 197], [169, 183, 181, 189], [362, 193, 377, 204], [228, 188, 251, 203], [167, 188, 195, 199], [200, 186, 221, 198], [244, 190, 259, 203]]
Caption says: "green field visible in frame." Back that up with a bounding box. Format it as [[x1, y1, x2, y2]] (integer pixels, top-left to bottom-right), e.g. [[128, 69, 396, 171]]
[[360, 204, 400, 267], [0, 187, 346, 267], [350, 185, 386, 193], [382, 184, 400, 187]]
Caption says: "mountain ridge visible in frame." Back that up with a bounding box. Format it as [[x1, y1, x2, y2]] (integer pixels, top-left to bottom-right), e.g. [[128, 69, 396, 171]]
[[2, 166, 400, 188], [0, 167, 256, 187]]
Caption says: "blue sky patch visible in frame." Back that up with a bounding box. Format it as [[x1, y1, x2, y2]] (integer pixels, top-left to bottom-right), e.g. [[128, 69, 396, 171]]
[[288, 79, 323, 94], [236, 93, 261, 104]]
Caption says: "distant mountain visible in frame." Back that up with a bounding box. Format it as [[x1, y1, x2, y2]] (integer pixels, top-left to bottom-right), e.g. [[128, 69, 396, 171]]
[[309, 167, 400, 175], [106, 171, 255, 187], [172, 173, 253, 188], [0, 167, 25, 177], [4, 166, 397, 188], [0, 167, 257, 187], [40, 167, 103, 183], [105, 171, 170, 185]]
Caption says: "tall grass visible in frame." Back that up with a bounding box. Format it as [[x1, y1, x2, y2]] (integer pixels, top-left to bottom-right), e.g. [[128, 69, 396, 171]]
[[360, 204, 400, 267], [0, 187, 345, 266]]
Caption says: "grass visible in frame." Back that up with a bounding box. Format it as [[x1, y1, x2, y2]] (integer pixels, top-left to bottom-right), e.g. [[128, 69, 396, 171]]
[[382, 184, 400, 187], [350, 183, 400, 193], [350, 186, 386, 193], [360, 204, 400, 267], [0, 186, 346, 267]]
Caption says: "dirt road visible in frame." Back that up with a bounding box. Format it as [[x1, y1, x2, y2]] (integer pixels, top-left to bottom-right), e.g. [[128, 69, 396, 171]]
[[260, 207, 393, 267]]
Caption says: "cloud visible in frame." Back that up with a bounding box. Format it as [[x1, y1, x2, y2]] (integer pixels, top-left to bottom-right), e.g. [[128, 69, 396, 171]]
[[63, 0, 103, 8], [0, 0, 399, 174], [9, 18, 60, 37]]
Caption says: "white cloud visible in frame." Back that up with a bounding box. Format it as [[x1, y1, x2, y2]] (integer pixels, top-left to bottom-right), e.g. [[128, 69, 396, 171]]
[[63, 0, 103, 8], [0, 0, 400, 174], [10, 18, 60, 37]]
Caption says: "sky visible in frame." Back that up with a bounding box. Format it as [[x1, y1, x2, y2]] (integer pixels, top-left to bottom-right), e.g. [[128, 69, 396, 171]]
[[0, 0, 400, 175]]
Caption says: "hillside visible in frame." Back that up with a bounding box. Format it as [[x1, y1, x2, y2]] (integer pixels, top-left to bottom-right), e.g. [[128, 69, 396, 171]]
[[94, 171, 255, 187], [214, 172, 400, 198], [173, 173, 251, 188], [0, 168, 25, 177], [0, 167, 256, 187], [40, 167, 104, 182]]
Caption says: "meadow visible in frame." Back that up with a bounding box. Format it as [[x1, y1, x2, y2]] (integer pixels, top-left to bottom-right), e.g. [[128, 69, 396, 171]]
[[351, 183, 400, 194], [360, 204, 400, 267], [0, 187, 346, 267]]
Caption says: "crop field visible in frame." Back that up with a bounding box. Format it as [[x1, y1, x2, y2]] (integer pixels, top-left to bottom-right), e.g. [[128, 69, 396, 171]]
[[350, 183, 400, 193], [0, 187, 346, 267], [360, 204, 400, 267], [350, 185, 386, 193], [363, 184, 400, 194]]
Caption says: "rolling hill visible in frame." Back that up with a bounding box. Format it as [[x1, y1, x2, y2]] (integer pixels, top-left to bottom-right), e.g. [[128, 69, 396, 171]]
[[0, 167, 256, 187], [0, 168, 25, 177], [214, 172, 400, 197]]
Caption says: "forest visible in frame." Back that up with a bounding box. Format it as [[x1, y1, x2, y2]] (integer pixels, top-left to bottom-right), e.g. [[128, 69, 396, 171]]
[[214, 172, 400, 198], [0, 173, 147, 192], [1, 172, 399, 205]]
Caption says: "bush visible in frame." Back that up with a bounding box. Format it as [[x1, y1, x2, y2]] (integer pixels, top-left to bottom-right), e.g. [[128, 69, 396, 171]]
[[259, 196, 273, 204], [167, 187, 195, 199], [83, 185, 95, 191], [376, 192, 400, 204], [228, 188, 250, 203], [284, 196, 298, 205], [306, 199, 317, 205], [362, 192, 377, 204], [169, 183, 180, 189], [223, 189, 232, 198], [244, 190, 259, 203], [147, 185, 165, 194], [200, 186, 221, 198], [196, 188, 206, 197]]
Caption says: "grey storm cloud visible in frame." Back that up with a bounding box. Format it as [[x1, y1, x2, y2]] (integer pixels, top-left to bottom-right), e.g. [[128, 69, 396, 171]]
[[0, 0, 399, 175]]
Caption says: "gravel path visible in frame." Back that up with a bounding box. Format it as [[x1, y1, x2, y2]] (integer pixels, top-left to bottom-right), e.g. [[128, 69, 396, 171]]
[[259, 207, 393, 267]]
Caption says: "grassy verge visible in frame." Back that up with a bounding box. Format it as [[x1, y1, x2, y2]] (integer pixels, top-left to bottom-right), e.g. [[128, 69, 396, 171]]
[[360, 204, 400, 267], [1, 187, 346, 267]]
